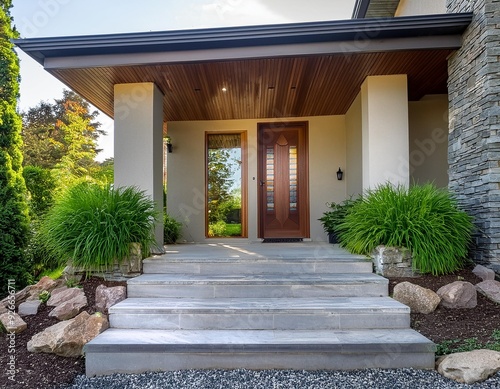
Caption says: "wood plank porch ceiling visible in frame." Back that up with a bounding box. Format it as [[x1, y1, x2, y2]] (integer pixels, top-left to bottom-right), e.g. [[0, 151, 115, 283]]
[[50, 49, 452, 122]]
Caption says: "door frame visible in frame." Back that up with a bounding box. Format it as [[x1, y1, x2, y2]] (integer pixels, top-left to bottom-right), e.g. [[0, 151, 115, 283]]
[[205, 130, 248, 238], [257, 121, 310, 239]]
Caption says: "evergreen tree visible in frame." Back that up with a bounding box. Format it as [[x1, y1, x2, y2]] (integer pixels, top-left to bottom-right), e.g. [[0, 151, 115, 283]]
[[51, 98, 101, 189], [0, 0, 31, 295]]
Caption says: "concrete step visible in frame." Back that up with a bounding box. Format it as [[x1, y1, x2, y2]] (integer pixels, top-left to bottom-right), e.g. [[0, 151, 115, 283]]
[[109, 297, 409, 330], [126, 273, 388, 298], [84, 328, 436, 376], [143, 257, 373, 275]]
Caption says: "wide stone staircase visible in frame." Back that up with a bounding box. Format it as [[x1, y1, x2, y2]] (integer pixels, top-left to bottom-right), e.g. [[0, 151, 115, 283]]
[[84, 243, 435, 376]]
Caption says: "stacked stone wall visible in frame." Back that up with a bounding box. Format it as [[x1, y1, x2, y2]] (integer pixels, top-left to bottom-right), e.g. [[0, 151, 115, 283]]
[[447, 0, 500, 264]]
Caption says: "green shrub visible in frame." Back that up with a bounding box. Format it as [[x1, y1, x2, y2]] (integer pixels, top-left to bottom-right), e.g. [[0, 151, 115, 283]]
[[337, 183, 474, 275], [23, 166, 56, 219], [40, 182, 158, 272], [319, 197, 359, 236], [26, 228, 62, 278], [164, 213, 182, 244], [23, 166, 59, 278], [208, 220, 226, 237]]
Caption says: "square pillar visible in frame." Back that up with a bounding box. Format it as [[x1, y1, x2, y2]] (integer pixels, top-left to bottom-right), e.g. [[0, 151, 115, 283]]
[[114, 83, 164, 251], [361, 75, 409, 190]]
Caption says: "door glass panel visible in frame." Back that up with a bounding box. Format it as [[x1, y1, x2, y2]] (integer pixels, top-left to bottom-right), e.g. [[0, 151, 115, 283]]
[[289, 146, 297, 211], [207, 134, 242, 237], [266, 147, 275, 212]]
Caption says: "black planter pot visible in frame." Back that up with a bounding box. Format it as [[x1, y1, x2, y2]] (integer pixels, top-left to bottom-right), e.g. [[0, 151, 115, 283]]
[[328, 232, 338, 244]]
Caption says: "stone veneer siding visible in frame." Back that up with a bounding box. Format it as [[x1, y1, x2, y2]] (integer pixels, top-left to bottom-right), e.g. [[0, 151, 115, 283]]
[[447, 0, 500, 264]]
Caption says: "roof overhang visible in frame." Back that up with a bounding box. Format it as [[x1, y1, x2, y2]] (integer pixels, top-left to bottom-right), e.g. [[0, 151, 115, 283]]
[[352, 0, 401, 19], [14, 13, 472, 121]]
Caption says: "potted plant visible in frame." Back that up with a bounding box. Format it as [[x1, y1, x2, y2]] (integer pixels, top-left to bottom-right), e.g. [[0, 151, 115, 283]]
[[319, 197, 358, 244]]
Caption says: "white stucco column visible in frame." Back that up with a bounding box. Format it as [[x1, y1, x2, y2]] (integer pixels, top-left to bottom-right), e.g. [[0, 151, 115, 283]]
[[361, 75, 409, 190], [114, 83, 164, 251]]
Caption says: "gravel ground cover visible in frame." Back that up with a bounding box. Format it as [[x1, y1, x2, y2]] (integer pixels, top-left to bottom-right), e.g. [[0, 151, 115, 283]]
[[60, 368, 500, 389]]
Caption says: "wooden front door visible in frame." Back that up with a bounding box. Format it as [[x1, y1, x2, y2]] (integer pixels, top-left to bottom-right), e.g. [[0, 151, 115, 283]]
[[258, 122, 309, 238]]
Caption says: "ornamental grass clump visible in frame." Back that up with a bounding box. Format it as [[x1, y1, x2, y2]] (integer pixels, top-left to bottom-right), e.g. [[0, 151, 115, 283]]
[[337, 183, 474, 275], [40, 183, 158, 272]]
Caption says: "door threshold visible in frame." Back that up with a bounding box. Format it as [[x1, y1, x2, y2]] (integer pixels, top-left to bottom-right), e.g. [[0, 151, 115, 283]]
[[262, 238, 304, 243]]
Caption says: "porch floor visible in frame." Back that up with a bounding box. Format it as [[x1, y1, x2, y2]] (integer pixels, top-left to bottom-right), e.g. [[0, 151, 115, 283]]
[[157, 241, 367, 261]]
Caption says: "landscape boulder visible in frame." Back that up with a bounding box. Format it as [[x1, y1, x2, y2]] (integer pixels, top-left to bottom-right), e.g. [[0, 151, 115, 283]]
[[95, 285, 126, 313], [393, 281, 440, 314], [49, 293, 88, 320], [32, 276, 58, 293], [62, 264, 83, 285], [27, 311, 108, 357], [436, 281, 477, 309], [18, 300, 42, 316], [0, 312, 27, 334], [473, 265, 496, 281], [0, 277, 61, 310], [476, 280, 500, 304], [47, 287, 83, 307], [437, 349, 500, 384], [1, 285, 32, 309]]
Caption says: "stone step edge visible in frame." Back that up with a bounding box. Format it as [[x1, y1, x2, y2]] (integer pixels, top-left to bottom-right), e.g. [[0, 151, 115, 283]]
[[109, 297, 409, 315], [127, 274, 388, 285], [144, 257, 371, 263], [85, 329, 436, 354]]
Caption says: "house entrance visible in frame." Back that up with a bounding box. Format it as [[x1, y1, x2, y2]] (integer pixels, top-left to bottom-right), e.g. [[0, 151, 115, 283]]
[[258, 122, 309, 239]]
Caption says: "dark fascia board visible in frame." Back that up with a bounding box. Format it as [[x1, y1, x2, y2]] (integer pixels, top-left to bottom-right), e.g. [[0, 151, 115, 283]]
[[352, 0, 371, 19], [14, 13, 473, 66]]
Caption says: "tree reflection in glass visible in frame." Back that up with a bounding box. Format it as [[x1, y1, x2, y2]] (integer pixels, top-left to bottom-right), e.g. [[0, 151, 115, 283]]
[[207, 134, 242, 237]]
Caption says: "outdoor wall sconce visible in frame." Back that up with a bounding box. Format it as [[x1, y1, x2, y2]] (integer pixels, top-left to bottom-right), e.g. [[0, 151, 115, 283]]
[[336, 167, 343, 181], [166, 136, 173, 153]]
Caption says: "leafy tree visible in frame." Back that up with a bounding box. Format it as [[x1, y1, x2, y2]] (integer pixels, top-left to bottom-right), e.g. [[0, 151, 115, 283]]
[[21, 101, 63, 168], [0, 0, 31, 295], [207, 148, 234, 224], [93, 157, 114, 184], [22, 89, 104, 169]]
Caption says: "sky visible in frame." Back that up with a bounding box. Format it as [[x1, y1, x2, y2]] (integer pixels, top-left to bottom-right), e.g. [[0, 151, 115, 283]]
[[11, 0, 356, 161]]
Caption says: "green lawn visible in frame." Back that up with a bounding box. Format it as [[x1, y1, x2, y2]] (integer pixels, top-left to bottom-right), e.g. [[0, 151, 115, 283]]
[[224, 223, 242, 236]]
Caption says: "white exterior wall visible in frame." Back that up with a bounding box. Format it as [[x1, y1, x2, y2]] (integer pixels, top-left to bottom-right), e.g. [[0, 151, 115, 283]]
[[395, 0, 446, 16], [345, 94, 363, 197], [114, 83, 164, 249], [408, 95, 449, 188], [166, 116, 346, 243], [361, 75, 409, 189]]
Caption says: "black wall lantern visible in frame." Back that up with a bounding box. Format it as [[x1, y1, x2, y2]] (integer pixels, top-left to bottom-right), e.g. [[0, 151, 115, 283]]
[[166, 136, 173, 153], [336, 167, 343, 181]]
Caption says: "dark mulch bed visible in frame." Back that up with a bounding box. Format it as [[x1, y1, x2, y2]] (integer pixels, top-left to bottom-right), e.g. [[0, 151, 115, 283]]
[[0, 277, 126, 389], [389, 266, 500, 345], [1, 267, 499, 388]]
